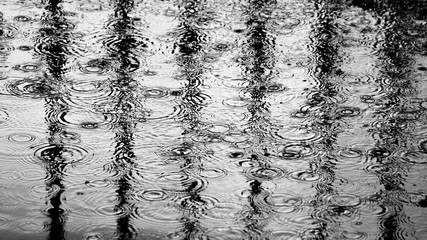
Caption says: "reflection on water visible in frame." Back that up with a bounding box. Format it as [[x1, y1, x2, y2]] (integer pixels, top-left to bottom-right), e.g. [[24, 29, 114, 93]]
[[369, 1, 418, 239], [1, 0, 427, 239], [39, 1, 72, 239], [171, 0, 209, 239], [104, 0, 139, 239], [238, 0, 276, 239]]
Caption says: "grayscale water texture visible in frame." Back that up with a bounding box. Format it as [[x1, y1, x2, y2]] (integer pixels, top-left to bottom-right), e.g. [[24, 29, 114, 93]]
[[0, 0, 427, 239]]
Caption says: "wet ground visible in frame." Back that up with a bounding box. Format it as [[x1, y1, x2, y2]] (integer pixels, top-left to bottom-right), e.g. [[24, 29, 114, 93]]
[[1, 0, 427, 239]]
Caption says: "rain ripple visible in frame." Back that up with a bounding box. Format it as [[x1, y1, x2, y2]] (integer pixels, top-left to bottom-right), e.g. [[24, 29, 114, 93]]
[[205, 202, 243, 221], [175, 194, 219, 214], [273, 124, 321, 143], [134, 189, 170, 202], [244, 166, 285, 180], [34, 36, 85, 58], [0, 43, 14, 56], [265, 193, 304, 214], [157, 172, 208, 193], [6, 77, 57, 99], [288, 170, 322, 182], [202, 227, 252, 240], [12, 63, 44, 73], [25, 142, 95, 166], [56, 109, 114, 130], [13, 15, 32, 22], [66, 80, 114, 107], [278, 143, 317, 160]]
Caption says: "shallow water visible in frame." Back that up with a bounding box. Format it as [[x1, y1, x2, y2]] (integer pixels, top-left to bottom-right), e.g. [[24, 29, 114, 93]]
[[1, 0, 427, 239]]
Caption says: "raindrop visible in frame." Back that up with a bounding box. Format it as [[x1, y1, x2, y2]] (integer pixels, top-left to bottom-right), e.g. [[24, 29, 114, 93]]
[[222, 78, 249, 89], [170, 146, 192, 156], [244, 166, 285, 180], [265, 193, 304, 213], [360, 95, 375, 103], [13, 63, 42, 72], [175, 194, 219, 211], [326, 193, 363, 208], [394, 110, 420, 121], [78, 59, 112, 74], [17, 45, 33, 51], [0, 44, 14, 55], [136, 189, 169, 201], [280, 144, 315, 159], [157, 173, 208, 193], [266, 83, 287, 93], [143, 87, 170, 98], [213, 42, 233, 52], [368, 148, 391, 160], [13, 15, 32, 22], [199, 168, 228, 178], [84, 179, 113, 188], [288, 170, 321, 182], [6, 132, 36, 143], [222, 98, 249, 107], [206, 123, 230, 133], [80, 122, 99, 129], [202, 54, 218, 63], [340, 230, 368, 239], [82, 233, 104, 240], [6, 78, 56, 98], [38, 27, 55, 36], [338, 148, 363, 158], [337, 106, 361, 118], [79, 65, 104, 74], [144, 70, 158, 76], [33, 143, 93, 165], [229, 151, 244, 158], [273, 125, 321, 142], [223, 132, 251, 144]]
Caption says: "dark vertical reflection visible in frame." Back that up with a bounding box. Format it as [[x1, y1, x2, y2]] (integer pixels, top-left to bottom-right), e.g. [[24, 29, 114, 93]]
[[103, 0, 142, 239], [172, 0, 209, 238], [0, 14, 11, 67], [239, 0, 277, 238], [38, 0, 72, 239], [305, 0, 343, 238], [366, 1, 418, 239]]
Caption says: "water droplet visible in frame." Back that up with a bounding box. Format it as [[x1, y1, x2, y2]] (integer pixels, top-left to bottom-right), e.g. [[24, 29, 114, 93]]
[[228, 151, 244, 158], [137, 189, 169, 201], [288, 170, 321, 182], [13, 15, 31, 22]]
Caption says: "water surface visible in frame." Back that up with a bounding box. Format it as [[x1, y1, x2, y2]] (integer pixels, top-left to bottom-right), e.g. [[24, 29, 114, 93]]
[[1, 0, 427, 239]]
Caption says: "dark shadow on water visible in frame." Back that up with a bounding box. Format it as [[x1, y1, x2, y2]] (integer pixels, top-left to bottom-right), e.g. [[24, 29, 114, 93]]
[[305, 0, 343, 239], [37, 0, 73, 239], [170, 0, 210, 238], [364, 1, 419, 239], [238, 0, 277, 238], [102, 0, 143, 239]]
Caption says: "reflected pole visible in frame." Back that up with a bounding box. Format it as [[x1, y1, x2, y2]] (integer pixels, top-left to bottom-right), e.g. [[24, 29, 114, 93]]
[[38, 0, 73, 239]]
